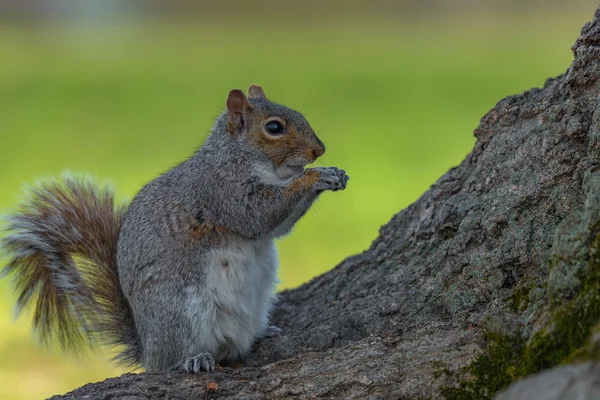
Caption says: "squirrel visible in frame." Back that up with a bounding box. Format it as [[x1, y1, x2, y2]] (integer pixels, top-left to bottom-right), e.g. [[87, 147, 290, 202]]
[[1, 85, 349, 373]]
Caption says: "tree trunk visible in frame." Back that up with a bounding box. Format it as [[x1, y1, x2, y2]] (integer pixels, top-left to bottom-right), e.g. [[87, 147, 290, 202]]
[[52, 6, 600, 400]]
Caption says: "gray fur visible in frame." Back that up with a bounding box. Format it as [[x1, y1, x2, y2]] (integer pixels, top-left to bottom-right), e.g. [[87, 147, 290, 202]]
[[117, 93, 348, 372], [2, 87, 348, 374]]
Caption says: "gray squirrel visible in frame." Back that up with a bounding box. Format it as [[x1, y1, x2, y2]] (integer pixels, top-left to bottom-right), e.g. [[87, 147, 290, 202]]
[[1, 85, 349, 373]]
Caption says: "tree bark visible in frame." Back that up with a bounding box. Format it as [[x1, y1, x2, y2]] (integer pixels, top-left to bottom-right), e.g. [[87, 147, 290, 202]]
[[52, 6, 600, 400], [495, 362, 600, 400]]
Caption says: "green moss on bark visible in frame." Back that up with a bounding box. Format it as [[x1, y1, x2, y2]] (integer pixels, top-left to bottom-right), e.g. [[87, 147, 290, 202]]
[[441, 231, 600, 399], [509, 282, 534, 313], [441, 332, 524, 400]]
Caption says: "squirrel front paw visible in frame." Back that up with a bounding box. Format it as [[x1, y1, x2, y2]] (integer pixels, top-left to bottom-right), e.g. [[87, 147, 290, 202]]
[[312, 167, 349, 192], [182, 352, 216, 373]]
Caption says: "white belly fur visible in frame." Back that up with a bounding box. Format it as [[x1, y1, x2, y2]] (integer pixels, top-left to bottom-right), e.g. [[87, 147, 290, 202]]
[[188, 239, 279, 361]]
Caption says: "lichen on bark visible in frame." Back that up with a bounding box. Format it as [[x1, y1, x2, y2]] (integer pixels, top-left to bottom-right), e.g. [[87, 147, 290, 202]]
[[442, 213, 600, 399]]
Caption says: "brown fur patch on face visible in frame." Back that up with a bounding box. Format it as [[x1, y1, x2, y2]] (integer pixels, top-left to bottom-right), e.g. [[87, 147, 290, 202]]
[[284, 169, 320, 197], [304, 148, 316, 161], [242, 98, 325, 168], [245, 113, 301, 168]]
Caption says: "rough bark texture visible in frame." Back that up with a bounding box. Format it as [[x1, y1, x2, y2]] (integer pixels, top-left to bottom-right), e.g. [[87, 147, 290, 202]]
[[495, 362, 600, 400], [52, 6, 600, 400]]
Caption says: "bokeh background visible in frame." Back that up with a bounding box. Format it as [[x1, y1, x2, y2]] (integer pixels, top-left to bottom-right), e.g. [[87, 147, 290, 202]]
[[0, 0, 597, 398]]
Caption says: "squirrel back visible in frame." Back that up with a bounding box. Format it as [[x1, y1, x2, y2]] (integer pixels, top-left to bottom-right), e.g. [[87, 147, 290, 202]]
[[1, 176, 140, 367]]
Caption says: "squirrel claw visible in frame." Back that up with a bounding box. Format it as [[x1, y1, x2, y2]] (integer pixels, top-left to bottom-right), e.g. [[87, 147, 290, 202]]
[[183, 352, 216, 373], [263, 325, 283, 338]]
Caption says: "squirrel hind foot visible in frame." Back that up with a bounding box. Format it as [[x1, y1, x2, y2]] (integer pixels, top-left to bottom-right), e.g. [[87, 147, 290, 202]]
[[263, 325, 282, 338], [182, 352, 216, 373]]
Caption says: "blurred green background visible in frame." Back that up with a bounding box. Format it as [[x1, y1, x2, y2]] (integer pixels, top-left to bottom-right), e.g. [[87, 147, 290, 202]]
[[0, 1, 597, 398]]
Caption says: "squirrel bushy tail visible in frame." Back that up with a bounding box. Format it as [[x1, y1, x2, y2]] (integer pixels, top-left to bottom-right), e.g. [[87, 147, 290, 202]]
[[1, 176, 140, 368]]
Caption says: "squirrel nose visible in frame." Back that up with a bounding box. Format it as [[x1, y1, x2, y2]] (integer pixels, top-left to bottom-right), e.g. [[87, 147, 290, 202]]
[[312, 142, 326, 159]]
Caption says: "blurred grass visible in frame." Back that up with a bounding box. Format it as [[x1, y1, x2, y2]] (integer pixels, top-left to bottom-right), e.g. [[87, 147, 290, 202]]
[[0, 7, 595, 399]]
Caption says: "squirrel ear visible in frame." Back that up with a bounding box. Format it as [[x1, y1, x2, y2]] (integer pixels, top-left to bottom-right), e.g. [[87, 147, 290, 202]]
[[227, 89, 251, 114], [248, 84, 267, 101], [226, 89, 252, 136]]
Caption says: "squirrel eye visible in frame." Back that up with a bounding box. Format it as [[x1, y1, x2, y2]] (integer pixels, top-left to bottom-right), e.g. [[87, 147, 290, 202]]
[[265, 120, 285, 135]]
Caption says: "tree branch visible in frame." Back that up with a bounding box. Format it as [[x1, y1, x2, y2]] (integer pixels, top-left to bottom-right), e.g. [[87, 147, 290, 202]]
[[52, 6, 600, 399]]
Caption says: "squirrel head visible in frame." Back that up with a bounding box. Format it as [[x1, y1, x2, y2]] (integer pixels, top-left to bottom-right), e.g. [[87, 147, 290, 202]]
[[226, 85, 326, 179]]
